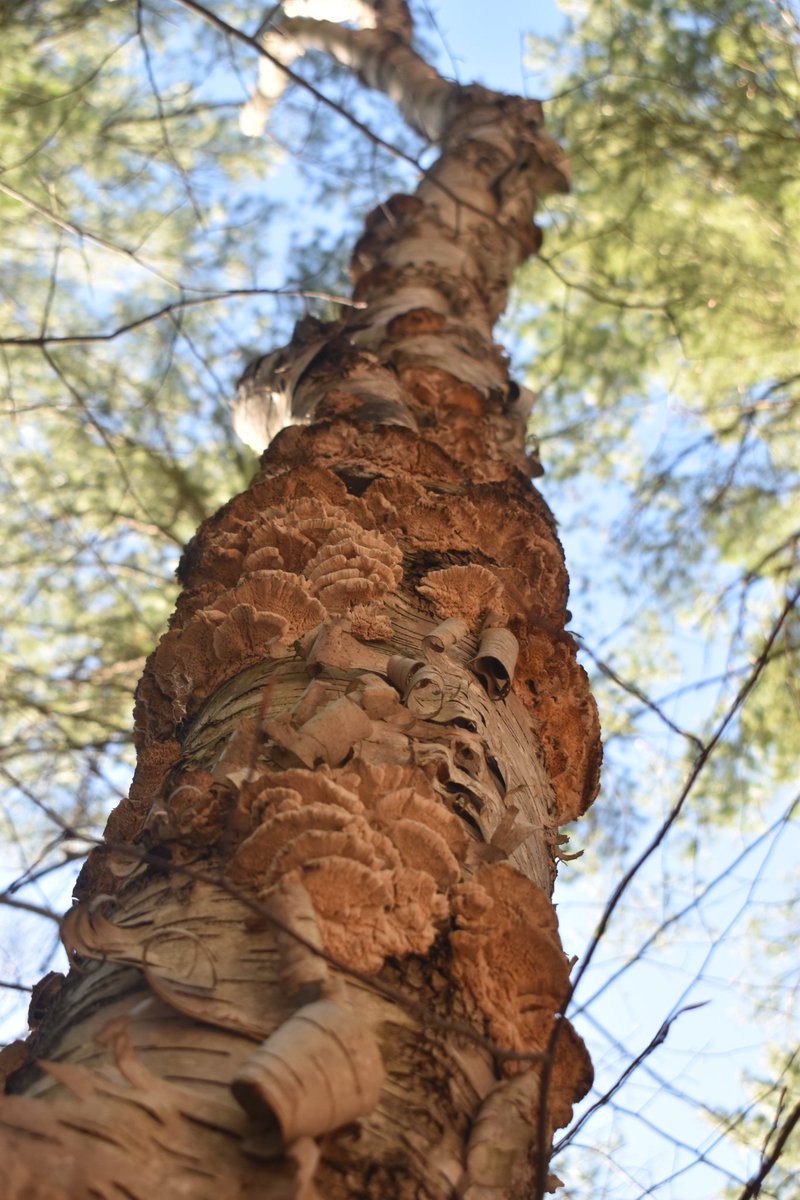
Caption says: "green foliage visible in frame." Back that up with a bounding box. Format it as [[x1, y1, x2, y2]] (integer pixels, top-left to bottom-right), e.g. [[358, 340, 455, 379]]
[[518, 0, 800, 816]]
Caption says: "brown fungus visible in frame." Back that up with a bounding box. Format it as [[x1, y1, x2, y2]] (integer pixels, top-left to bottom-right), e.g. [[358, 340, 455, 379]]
[[304, 527, 402, 611], [144, 572, 326, 735], [228, 760, 463, 975], [418, 564, 505, 626], [449, 863, 587, 1086], [517, 631, 602, 824]]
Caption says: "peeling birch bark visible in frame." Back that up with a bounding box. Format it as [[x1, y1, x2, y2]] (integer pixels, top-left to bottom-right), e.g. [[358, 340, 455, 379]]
[[1, 6, 601, 1198]]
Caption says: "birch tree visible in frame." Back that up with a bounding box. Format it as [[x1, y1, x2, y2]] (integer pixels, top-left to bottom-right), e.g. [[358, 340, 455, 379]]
[[0, 3, 600, 1198]]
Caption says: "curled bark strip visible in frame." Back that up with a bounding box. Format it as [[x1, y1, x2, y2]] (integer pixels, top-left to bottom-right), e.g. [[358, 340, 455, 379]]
[[488, 805, 537, 856], [61, 900, 139, 967], [105, 853, 146, 881], [63, 901, 223, 997], [264, 696, 373, 768], [422, 616, 469, 655], [347, 674, 406, 720], [301, 620, 389, 673], [403, 667, 445, 718], [300, 696, 374, 762], [387, 654, 446, 716], [386, 654, 425, 693], [471, 627, 518, 700], [232, 996, 385, 1141], [265, 880, 330, 1000], [263, 715, 327, 768]]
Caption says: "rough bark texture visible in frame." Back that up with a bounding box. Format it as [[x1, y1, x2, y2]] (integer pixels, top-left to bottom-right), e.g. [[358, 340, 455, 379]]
[[0, 6, 601, 1197]]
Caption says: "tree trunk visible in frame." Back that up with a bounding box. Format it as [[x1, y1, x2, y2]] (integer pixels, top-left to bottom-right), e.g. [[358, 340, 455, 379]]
[[0, 8, 601, 1198]]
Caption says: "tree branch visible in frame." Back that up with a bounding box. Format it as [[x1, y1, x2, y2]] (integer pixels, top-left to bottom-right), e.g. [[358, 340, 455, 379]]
[[0, 288, 364, 347], [533, 581, 800, 1199], [735, 1102, 800, 1200], [172, 0, 425, 168], [0, 180, 184, 292]]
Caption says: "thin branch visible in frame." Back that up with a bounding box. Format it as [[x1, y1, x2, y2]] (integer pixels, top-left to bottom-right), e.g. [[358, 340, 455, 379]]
[[580, 1006, 754, 1136], [533, 582, 800, 1200], [603, 1098, 747, 1191], [135, 0, 204, 221], [0, 895, 61, 922], [6, 852, 89, 899], [579, 640, 705, 752], [0, 287, 364, 347], [41, 348, 180, 546], [539, 250, 678, 311], [735, 1102, 800, 1200], [742, 527, 800, 587], [572, 793, 799, 1019], [0, 180, 185, 292], [0, 765, 81, 839], [103, 99, 242, 127], [554, 1003, 709, 1152]]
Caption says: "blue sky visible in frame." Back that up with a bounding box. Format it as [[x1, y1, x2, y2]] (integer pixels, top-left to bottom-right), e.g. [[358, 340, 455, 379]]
[[425, 0, 565, 88]]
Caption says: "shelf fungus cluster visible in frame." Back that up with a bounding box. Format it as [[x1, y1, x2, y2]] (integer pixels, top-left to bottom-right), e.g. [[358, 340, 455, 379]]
[[1, 15, 601, 1200], [1, 439, 599, 1196]]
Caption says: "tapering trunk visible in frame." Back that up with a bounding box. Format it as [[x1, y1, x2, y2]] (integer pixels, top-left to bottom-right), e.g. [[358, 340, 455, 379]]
[[0, 12, 600, 1199]]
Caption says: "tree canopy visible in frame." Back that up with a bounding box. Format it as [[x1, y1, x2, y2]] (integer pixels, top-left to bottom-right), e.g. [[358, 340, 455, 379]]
[[522, 0, 799, 810], [1, 2, 797, 1197]]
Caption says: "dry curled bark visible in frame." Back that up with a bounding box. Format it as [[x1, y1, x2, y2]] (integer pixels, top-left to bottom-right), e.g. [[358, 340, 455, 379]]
[[1, 8, 601, 1198]]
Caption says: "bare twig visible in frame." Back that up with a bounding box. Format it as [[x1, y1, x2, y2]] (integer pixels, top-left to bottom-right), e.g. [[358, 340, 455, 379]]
[[735, 1101, 800, 1200], [0, 287, 363, 347], [0, 180, 184, 291], [0, 895, 61, 922], [554, 1002, 709, 1152], [533, 582, 800, 1199], [579, 640, 705, 752]]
